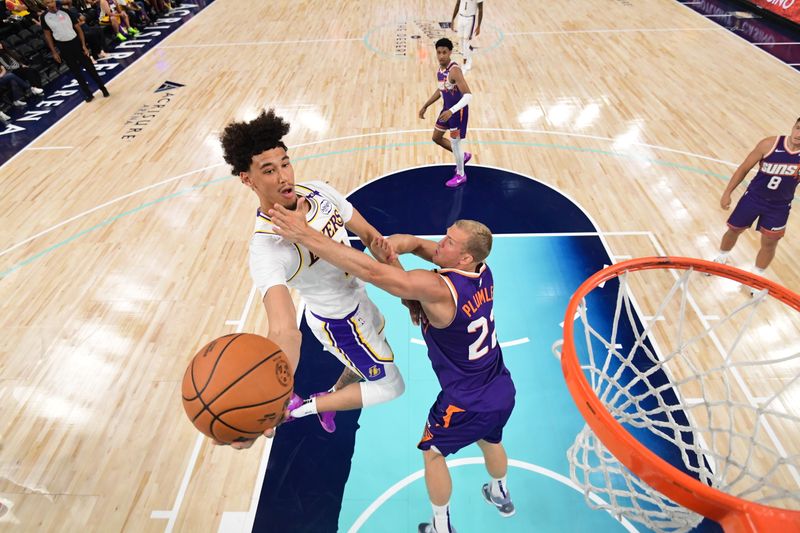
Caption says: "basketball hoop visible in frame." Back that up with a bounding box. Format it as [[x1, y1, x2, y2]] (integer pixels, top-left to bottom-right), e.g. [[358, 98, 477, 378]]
[[556, 257, 800, 533]]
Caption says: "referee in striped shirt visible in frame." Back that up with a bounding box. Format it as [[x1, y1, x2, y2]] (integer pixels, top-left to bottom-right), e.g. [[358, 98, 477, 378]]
[[41, 0, 109, 102]]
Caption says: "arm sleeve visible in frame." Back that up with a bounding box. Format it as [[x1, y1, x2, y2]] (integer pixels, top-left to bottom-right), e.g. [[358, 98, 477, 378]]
[[248, 234, 301, 296], [306, 180, 354, 223]]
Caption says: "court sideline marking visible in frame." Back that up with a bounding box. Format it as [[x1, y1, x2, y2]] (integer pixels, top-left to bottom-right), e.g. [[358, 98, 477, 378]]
[[1, 129, 744, 267]]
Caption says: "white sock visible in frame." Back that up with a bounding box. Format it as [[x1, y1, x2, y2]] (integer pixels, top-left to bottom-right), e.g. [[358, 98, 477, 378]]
[[752, 266, 766, 276], [431, 502, 451, 533], [490, 475, 508, 499], [461, 38, 471, 64], [451, 136, 465, 175], [289, 397, 318, 418], [717, 250, 730, 259]]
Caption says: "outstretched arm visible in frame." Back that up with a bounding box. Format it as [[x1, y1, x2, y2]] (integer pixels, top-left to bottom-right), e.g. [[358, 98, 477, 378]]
[[270, 200, 450, 304], [385, 234, 438, 263], [345, 206, 386, 258]]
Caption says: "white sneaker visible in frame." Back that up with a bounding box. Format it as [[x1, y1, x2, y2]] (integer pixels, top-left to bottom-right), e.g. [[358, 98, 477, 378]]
[[12, 100, 26, 107], [704, 254, 728, 276], [0, 110, 10, 123], [30, 87, 44, 95]]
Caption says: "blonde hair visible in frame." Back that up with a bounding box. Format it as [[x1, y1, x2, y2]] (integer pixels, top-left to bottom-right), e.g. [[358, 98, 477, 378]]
[[454, 219, 493, 263]]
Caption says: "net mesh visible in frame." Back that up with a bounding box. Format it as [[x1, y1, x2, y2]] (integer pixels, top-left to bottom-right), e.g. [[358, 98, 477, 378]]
[[562, 264, 800, 533]]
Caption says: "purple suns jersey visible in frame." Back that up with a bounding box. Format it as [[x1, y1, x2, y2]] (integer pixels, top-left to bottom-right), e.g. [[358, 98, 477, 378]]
[[746, 136, 800, 205], [421, 264, 515, 412], [438, 61, 464, 110]]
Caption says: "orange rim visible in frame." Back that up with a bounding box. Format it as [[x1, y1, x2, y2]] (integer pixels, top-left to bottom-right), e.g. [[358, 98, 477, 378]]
[[561, 256, 800, 533]]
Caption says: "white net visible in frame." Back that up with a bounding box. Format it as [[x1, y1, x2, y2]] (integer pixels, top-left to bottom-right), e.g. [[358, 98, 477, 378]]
[[561, 263, 800, 533]]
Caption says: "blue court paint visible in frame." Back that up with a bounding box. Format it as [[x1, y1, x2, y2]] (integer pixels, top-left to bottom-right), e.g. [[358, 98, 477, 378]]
[[255, 166, 722, 533]]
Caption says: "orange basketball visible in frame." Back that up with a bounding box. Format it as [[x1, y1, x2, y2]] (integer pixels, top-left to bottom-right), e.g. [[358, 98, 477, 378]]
[[181, 333, 294, 444]]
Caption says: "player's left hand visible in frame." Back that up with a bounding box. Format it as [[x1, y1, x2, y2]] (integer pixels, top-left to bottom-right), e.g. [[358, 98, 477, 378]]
[[270, 197, 311, 242], [474, 26, 481, 37], [438, 109, 453, 122]]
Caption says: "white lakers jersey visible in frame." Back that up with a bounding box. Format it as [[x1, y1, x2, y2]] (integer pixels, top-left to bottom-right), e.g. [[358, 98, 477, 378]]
[[248, 180, 366, 318], [458, 0, 483, 17]]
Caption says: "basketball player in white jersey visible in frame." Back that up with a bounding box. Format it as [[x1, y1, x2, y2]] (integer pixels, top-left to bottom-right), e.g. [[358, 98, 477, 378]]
[[450, 0, 483, 71], [216, 109, 405, 448]]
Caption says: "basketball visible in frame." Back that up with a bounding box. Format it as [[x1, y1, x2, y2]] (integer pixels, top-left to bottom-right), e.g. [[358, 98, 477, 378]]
[[181, 333, 294, 444]]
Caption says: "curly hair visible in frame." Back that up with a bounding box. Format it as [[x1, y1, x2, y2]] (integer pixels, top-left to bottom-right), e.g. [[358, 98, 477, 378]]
[[435, 38, 453, 50], [220, 109, 291, 175]]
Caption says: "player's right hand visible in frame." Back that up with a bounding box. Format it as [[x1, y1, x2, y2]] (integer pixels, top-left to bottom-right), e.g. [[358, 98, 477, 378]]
[[370, 236, 397, 264], [210, 437, 258, 450], [209, 409, 285, 449], [720, 192, 731, 210], [450, 18, 456, 32], [418, 107, 427, 120], [52, 51, 61, 64]]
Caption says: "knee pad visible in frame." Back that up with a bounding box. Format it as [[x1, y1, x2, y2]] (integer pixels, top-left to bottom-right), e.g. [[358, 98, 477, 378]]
[[360, 364, 405, 407]]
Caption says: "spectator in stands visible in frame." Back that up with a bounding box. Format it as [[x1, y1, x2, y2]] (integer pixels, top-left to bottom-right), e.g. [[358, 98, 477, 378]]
[[6, 0, 29, 17], [97, 0, 138, 42], [40, 0, 109, 102], [0, 63, 41, 106], [0, 41, 45, 92], [143, 0, 168, 17], [6, 0, 36, 21], [118, 0, 148, 28], [76, 12, 106, 60]]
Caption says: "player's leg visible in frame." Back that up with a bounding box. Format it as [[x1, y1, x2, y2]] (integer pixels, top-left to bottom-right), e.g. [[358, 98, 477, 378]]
[[450, 130, 465, 176], [477, 439, 515, 516], [477, 405, 515, 516], [292, 297, 404, 430], [433, 125, 453, 152], [458, 14, 475, 70], [417, 398, 463, 533], [445, 110, 469, 188], [754, 204, 788, 273], [332, 366, 362, 391], [419, 448, 454, 533], [755, 232, 780, 272], [713, 193, 759, 264]]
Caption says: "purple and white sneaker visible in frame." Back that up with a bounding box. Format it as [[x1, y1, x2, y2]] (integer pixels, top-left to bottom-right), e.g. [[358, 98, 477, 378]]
[[310, 391, 337, 433], [281, 392, 305, 424], [445, 172, 467, 188]]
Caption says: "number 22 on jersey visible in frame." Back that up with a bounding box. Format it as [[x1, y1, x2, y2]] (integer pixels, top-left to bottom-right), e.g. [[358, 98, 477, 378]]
[[468, 308, 497, 360]]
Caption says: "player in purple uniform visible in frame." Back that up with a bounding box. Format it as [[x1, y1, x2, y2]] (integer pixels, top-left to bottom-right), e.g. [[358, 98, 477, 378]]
[[713, 118, 800, 285], [419, 38, 473, 188], [268, 208, 516, 533]]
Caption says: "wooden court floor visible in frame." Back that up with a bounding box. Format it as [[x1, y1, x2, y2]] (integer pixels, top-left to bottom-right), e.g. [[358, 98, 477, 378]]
[[0, 0, 798, 531]]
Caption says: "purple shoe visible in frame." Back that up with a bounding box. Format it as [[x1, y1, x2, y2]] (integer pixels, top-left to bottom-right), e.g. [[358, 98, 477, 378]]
[[282, 392, 304, 424], [446, 172, 467, 188], [464, 152, 472, 164], [310, 391, 337, 433]]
